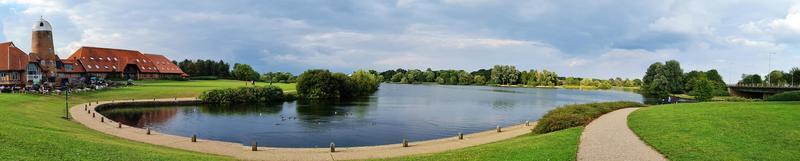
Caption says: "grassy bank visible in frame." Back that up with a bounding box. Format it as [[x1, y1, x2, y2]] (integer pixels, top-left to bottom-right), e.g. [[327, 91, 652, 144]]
[[370, 127, 583, 161], [628, 102, 800, 160], [0, 80, 293, 160]]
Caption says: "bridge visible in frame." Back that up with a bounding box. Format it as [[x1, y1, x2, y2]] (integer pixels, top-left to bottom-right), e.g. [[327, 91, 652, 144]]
[[728, 84, 800, 99]]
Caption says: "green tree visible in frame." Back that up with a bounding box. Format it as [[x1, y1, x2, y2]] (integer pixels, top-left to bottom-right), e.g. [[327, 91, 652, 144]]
[[689, 76, 714, 101], [473, 75, 487, 85], [297, 69, 336, 99], [648, 74, 671, 99], [768, 70, 785, 85], [424, 68, 436, 82], [231, 63, 260, 81], [790, 67, 800, 86], [351, 70, 380, 96], [642, 62, 664, 94], [663, 60, 685, 93], [391, 73, 404, 82], [738, 74, 763, 84], [490, 65, 519, 85]]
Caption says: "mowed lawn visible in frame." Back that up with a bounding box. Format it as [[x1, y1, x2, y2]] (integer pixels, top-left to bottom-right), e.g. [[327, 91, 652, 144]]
[[0, 80, 292, 160], [629, 102, 800, 161], [370, 127, 583, 161]]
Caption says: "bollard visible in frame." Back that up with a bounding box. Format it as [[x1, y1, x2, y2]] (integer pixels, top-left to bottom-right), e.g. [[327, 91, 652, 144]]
[[174, 97, 177, 101], [87, 110, 90, 114], [402, 139, 409, 147], [96, 101, 99, 104], [251, 140, 258, 151], [92, 113, 95, 118], [496, 125, 501, 132], [132, 99, 135, 102], [118, 123, 122, 128], [101, 117, 104, 122], [85, 104, 88, 108], [85, 106, 87, 111], [192, 134, 197, 142], [330, 142, 336, 152], [458, 132, 464, 140], [153, 98, 156, 101], [526, 120, 530, 126], [147, 128, 151, 135]]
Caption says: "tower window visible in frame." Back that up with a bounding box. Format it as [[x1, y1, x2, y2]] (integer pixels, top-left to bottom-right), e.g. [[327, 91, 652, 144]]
[[39, 22, 44, 27]]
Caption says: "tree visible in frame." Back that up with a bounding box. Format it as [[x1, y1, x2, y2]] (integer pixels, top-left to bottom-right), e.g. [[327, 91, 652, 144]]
[[648, 74, 671, 99], [424, 68, 436, 82], [490, 65, 519, 85], [790, 67, 800, 86], [768, 70, 785, 85], [391, 73, 404, 82], [474, 75, 487, 85], [663, 60, 685, 93], [738, 74, 763, 84], [297, 69, 336, 99], [642, 62, 664, 94], [689, 76, 714, 101], [231, 63, 259, 81], [351, 70, 381, 96]]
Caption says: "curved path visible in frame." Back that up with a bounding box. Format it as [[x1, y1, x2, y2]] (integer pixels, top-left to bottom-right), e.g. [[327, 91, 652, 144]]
[[577, 108, 667, 161], [70, 98, 536, 161]]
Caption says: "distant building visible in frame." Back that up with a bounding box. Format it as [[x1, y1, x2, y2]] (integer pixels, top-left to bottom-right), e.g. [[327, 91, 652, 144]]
[[0, 17, 186, 89]]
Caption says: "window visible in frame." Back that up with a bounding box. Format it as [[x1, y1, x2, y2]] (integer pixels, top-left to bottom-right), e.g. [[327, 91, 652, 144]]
[[86, 65, 91, 69], [95, 65, 100, 69], [107, 57, 111, 61], [65, 64, 73, 71], [90, 57, 95, 60], [104, 65, 109, 69], [136, 59, 140, 62], [112, 66, 117, 70], [113, 57, 118, 61]]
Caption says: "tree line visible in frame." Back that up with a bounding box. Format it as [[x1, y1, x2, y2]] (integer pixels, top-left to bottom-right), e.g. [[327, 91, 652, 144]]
[[641, 60, 727, 101], [175, 59, 231, 78], [378, 65, 640, 89], [738, 67, 800, 85], [296, 69, 381, 99]]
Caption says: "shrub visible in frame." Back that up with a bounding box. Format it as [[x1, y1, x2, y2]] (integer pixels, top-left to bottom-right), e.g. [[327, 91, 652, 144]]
[[158, 76, 189, 81], [200, 86, 284, 104], [296, 69, 381, 99], [190, 76, 218, 80], [532, 101, 645, 134], [766, 91, 800, 101]]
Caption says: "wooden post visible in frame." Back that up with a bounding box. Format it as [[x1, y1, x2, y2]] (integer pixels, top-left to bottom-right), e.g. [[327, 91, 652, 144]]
[[402, 139, 408, 147], [251, 140, 258, 151], [192, 134, 197, 142], [147, 128, 151, 135], [101, 117, 104, 122], [84, 106, 87, 111], [87, 110, 90, 114], [153, 98, 156, 101], [118, 123, 122, 128], [92, 113, 95, 118], [330, 142, 335, 152], [526, 121, 530, 126], [458, 132, 464, 140], [496, 125, 501, 132]]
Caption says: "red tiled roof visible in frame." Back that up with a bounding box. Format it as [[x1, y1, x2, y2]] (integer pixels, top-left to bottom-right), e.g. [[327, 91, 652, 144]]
[[67, 46, 160, 73], [59, 59, 86, 73], [143, 54, 185, 74], [0, 42, 30, 71]]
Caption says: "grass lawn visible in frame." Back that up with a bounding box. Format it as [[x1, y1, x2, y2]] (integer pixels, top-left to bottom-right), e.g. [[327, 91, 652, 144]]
[[628, 102, 800, 161], [370, 127, 583, 161], [0, 80, 293, 160]]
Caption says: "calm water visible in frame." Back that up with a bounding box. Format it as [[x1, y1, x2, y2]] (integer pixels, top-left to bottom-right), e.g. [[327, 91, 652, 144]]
[[100, 84, 644, 147]]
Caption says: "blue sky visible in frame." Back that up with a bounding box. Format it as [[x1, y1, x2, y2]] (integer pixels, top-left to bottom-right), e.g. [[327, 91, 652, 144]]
[[2, 0, 800, 83]]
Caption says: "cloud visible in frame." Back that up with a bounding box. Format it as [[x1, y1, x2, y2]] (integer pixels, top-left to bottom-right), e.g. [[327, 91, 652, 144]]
[[1, 0, 800, 83]]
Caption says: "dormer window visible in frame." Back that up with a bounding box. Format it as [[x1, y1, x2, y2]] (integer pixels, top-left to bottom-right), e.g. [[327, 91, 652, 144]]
[[112, 66, 117, 70], [86, 65, 91, 69], [107, 57, 111, 61], [136, 59, 140, 62], [104, 65, 109, 69], [95, 65, 100, 69], [113, 57, 118, 61], [90, 57, 95, 60]]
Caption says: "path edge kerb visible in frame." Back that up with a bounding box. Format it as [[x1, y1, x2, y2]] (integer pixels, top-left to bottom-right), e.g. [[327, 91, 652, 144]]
[[70, 98, 537, 161]]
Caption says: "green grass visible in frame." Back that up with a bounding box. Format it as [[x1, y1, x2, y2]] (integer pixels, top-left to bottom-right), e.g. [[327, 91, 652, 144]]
[[629, 102, 800, 161], [0, 80, 293, 160], [370, 127, 583, 161]]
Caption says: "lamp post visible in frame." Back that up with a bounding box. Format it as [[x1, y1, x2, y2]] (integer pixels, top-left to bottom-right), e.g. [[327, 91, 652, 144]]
[[64, 86, 70, 119]]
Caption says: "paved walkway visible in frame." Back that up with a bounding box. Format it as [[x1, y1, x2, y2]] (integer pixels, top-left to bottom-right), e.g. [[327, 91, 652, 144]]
[[577, 108, 667, 161], [70, 98, 536, 161]]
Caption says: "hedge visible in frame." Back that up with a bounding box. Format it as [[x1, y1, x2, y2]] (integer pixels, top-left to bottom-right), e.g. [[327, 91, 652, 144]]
[[532, 101, 645, 134]]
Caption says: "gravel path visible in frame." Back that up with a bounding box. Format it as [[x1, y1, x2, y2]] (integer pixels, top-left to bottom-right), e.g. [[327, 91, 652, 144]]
[[577, 108, 667, 161], [71, 98, 536, 161]]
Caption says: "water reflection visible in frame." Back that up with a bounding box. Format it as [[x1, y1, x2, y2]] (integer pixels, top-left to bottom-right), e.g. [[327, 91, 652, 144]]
[[100, 83, 645, 147]]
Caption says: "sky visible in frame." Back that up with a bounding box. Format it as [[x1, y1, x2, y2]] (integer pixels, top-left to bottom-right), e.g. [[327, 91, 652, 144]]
[[1, 0, 800, 83]]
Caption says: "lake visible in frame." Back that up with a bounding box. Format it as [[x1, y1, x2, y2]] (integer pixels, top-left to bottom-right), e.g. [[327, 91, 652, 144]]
[[100, 83, 644, 148]]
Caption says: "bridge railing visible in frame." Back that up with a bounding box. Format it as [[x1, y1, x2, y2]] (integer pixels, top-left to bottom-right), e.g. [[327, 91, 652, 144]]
[[729, 83, 800, 89]]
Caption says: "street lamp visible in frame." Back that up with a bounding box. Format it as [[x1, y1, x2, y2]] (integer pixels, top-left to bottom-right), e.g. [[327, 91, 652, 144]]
[[64, 86, 70, 119]]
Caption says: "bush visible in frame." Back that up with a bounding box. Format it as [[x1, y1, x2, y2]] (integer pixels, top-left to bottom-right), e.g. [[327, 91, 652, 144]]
[[766, 91, 800, 101], [200, 86, 284, 104], [296, 69, 380, 99], [190, 76, 218, 80], [532, 101, 645, 134], [158, 76, 189, 81]]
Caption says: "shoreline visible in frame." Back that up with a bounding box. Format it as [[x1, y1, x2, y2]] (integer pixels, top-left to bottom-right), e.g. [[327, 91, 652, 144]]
[[71, 98, 537, 160]]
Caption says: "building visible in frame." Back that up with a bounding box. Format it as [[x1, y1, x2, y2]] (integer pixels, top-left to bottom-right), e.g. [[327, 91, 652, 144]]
[[0, 17, 186, 89], [0, 42, 29, 87]]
